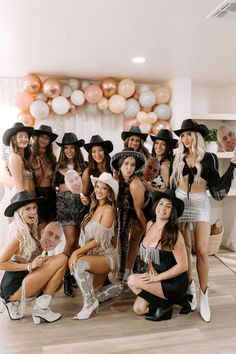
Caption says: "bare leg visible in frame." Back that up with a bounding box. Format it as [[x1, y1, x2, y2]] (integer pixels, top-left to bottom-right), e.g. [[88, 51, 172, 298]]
[[63, 225, 78, 256], [194, 221, 210, 292], [179, 222, 192, 282], [127, 220, 144, 270]]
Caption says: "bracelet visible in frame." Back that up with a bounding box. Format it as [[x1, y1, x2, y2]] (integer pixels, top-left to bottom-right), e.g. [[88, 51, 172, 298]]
[[27, 262, 33, 273]]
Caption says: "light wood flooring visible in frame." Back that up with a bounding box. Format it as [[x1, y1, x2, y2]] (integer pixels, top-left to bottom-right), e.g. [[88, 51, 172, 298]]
[[0, 250, 236, 354]]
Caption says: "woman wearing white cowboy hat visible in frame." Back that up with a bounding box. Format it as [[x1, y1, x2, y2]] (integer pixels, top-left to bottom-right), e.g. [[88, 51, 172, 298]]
[[170, 118, 236, 322], [2, 122, 35, 196], [111, 148, 147, 281], [30, 124, 58, 234], [69, 172, 119, 320], [54, 132, 86, 297], [0, 191, 67, 324], [82, 135, 113, 199]]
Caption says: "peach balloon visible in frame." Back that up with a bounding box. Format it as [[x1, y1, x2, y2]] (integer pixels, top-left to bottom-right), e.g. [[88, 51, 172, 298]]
[[84, 84, 103, 104], [151, 120, 171, 135], [147, 112, 158, 124], [98, 97, 108, 111], [42, 79, 62, 98], [14, 91, 34, 110], [17, 110, 35, 127], [123, 118, 138, 131], [101, 78, 117, 98], [23, 74, 42, 94], [118, 79, 136, 98], [136, 111, 148, 124], [154, 86, 171, 104], [108, 95, 126, 114]]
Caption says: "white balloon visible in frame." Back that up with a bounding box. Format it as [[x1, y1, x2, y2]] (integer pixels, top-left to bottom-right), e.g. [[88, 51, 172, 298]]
[[30, 100, 49, 120], [71, 90, 85, 106], [139, 91, 156, 108], [139, 122, 152, 133], [52, 96, 70, 115], [124, 98, 140, 118], [61, 85, 72, 98], [81, 80, 90, 91], [86, 103, 99, 115], [138, 84, 150, 94], [154, 104, 172, 120], [68, 78, 80, 90], [35, 92, 47, 102]]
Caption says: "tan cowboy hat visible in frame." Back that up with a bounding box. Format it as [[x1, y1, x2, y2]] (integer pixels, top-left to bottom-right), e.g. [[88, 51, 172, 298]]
[[90, 172, 119, 200]]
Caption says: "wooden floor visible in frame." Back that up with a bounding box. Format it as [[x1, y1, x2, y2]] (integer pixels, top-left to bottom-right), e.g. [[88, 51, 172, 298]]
[[1, 250, 236, 354]]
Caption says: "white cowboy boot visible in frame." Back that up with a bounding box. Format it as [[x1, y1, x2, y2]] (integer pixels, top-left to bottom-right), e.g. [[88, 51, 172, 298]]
[[188, 280, 197, 311], [0, 297, 6, 313], [4, 300, 23, 320], [32, 294, 61, 324], [73, 260, 99, 320], [96, 283, 124, 303], [199, 287, 211, 322]]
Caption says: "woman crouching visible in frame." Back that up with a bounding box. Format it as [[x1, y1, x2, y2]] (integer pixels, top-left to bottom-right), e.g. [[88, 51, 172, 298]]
[[0, 191, 67, 324], [128, 189, 189, 321]]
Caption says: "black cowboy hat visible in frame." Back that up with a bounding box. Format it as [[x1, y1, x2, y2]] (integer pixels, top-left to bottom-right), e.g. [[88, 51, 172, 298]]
[[33, 124, 58, 142], [56, 133, 85, 147], [152, 189, 184, 218], [2, 122, 34, 146], [83, 135, 113, 153], [174, 119, 209, 138], [150, 129, 178, 148], [4, 190, 42, 217], [111, 148, 146, 172], [121, 125, 148, 141]]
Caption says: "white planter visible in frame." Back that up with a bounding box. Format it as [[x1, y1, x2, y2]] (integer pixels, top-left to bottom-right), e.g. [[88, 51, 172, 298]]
[[206, 141, 218, 153]]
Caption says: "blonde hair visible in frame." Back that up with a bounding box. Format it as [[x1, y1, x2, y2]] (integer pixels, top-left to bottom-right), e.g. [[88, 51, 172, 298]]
[[170, 131, 205, 188], [8, 204, 38, 261]]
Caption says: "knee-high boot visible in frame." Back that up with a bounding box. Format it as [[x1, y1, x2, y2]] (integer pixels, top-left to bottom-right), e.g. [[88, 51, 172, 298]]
[[117, 208, 133, 280], [64, 270, 74, 297], [73, 260, 99, 320]]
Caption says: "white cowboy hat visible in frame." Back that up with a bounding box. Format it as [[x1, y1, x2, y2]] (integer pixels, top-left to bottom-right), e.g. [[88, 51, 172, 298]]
[[90, 172, 119, 200]]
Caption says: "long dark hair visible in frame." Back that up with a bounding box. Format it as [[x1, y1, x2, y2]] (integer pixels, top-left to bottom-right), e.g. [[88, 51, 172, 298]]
[[87, 146, 112, 176], [116, 157, 135, 208], [31, 136, 57, 166], [81, 183, 116, 229], [151, 198, 179, 250], [124, 137, 150, 159], [151, 140, 173, 164]]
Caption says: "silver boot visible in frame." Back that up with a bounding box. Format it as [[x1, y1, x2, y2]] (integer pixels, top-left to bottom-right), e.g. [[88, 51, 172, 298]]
[[32, 294, 61, 324]]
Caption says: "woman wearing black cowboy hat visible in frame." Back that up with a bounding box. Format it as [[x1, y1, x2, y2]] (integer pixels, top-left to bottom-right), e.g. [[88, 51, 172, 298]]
[[82, 135, 113, 199], [54, 132, 86, 297], [170, 118, 236, 322], [2, 122, 35, 196], [121, 125, 150, 159], [150, 128, 177, 191], [30, 125, 58, 233], [128, 189, 189, 322], [0, 191, 67, 323], [111, 148, 146, 281]]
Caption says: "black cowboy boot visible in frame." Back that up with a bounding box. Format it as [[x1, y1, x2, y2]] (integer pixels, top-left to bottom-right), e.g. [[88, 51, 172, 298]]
[[64, 270, 74, 297], [178, 294, 193, 314]]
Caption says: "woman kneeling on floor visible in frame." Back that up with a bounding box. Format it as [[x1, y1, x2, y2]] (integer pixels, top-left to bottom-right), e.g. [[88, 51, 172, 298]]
[[128, 189, 189, 322], [0, 191, 67, 324]]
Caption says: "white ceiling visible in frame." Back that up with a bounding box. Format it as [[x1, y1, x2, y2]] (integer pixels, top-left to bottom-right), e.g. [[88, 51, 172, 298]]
[[1, 0, 236, 87]]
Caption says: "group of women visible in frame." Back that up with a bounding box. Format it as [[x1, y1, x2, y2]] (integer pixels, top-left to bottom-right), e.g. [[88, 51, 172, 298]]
[[0, 119, 236, 325]]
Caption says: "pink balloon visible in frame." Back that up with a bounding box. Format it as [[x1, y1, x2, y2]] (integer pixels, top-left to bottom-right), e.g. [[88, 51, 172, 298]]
[[84, 84, 103, 104], [123, 118, 138, 131], [65, 170, 83, 194], [14, 91, 34, 110]]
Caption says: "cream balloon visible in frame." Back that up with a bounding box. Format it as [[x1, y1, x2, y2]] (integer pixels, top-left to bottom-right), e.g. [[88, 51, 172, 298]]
[[146, 112, 158, 124], [71, 90, 85, 106], [52, 96, 70, 115], [81, 80, 90, 91], [123, 98, 140, 118], [61, 85, 72, 98], [68, 78, 80, 90], [97, 97, 109, 111], [138, 84, 150, 94], [108, 95, 126, 114], [118, 79, 136, 98], [136, 111, 148, 123], [154, 86, 171, 104], [30, 100, 49, 120]]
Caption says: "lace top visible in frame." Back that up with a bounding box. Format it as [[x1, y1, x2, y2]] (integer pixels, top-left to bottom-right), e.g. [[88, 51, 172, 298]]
[[79, 220, 115, 253]]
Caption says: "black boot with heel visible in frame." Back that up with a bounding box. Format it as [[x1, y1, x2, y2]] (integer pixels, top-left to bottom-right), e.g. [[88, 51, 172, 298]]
[[138, 290, 173, 322]]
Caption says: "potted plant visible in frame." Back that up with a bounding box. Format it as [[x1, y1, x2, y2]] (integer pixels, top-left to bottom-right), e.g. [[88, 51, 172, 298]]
[[205, 129, 218, 153]]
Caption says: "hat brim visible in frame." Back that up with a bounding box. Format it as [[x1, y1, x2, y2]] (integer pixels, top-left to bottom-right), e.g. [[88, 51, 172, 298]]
[[3, 126, 34, 146], [33, 130, 58, 142], [111, 150, 146, 172], [84, 141, 113, 153], [56, 139, 85, 148], [174, 125, 209, 138], [121, 131, 148, 141], [150, 135, 178, 148], [4, 196, 43, 217], [152, 191, 185, 218]]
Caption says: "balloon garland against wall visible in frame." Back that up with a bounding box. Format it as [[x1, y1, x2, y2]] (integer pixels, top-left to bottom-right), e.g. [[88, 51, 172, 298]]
[[14, 73, 172, 135]]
